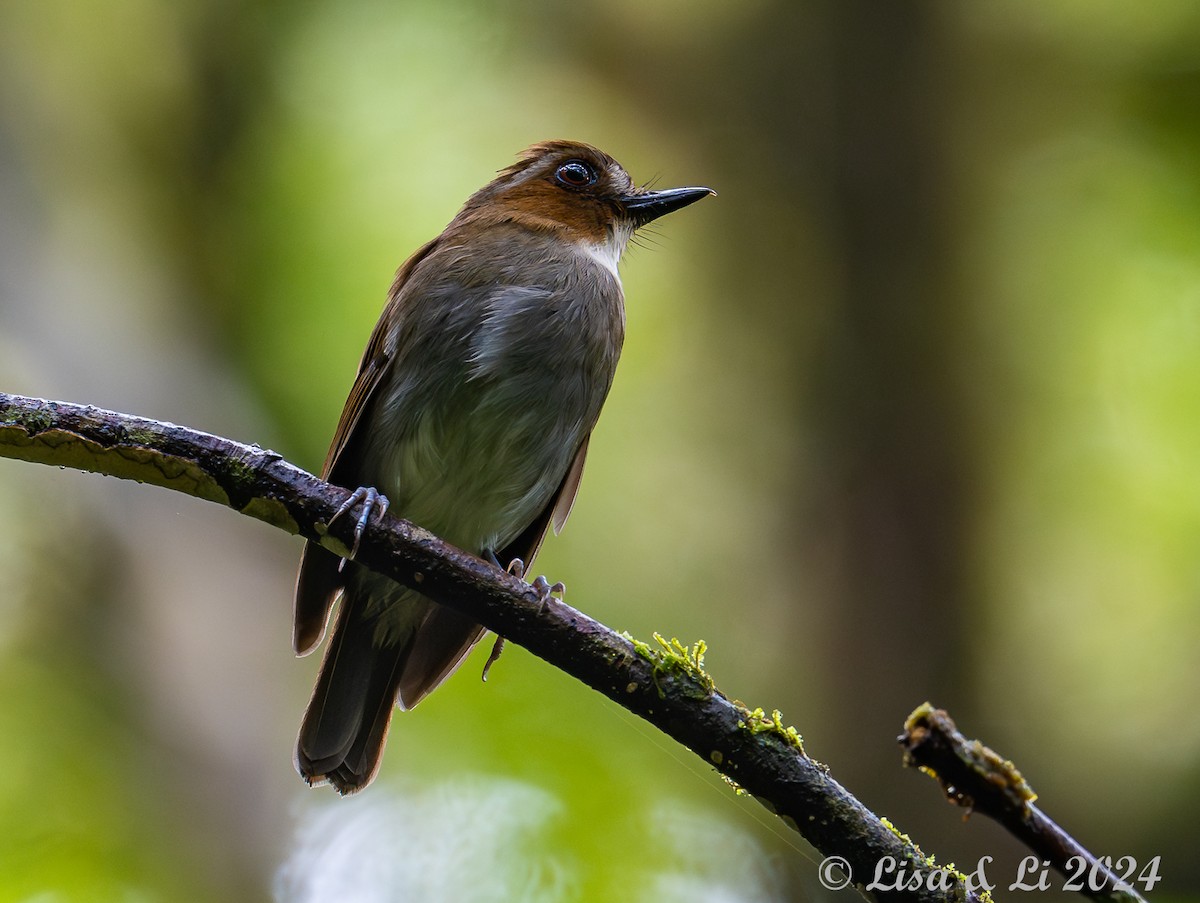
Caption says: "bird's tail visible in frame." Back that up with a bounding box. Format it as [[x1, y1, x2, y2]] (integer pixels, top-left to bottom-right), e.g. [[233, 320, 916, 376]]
[[295, 576, 486, 794], [295, 593, 409, 793]]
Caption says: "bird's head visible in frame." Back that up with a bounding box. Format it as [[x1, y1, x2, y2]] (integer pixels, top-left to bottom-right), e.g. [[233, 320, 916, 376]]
[[455, 140, 713, 250]]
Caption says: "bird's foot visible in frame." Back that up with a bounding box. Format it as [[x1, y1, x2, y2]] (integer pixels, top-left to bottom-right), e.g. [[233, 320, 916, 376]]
[[489, 555, 565, 607], [530, 574, 566, 607], [331, 485, 390, 570], [476, 550, 564, 683]]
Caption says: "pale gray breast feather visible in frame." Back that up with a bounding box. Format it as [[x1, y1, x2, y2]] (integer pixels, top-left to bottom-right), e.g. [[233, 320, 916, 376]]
[[368, 236, 624, 470], [467, 286, 556, 380]]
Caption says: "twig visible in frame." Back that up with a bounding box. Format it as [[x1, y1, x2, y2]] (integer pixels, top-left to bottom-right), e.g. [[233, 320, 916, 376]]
[[899, 704, 1148, 903], [0, 392, 988, 902]]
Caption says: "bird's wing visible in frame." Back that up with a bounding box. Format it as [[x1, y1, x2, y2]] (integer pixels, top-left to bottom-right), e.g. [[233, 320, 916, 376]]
[[496, 434, 590, 573], [321, 238, 439, 482], [293, 238, 439, 655], [551, 433, 589, 535]]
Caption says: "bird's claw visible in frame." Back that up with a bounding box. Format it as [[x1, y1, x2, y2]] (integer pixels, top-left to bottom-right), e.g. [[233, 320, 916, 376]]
[[331, 486, 390, 570], [531, 574, 566, 606], [484, 554, 564, 605], [481, 636, 505, 682]]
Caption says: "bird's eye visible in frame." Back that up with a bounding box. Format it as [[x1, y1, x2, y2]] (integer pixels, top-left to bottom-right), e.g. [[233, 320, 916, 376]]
[[554, 160, 597, 189]]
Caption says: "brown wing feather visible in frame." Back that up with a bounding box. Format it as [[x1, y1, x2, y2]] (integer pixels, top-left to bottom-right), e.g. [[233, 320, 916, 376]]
[[498, 436, 590, 571], [292, 238, 440, 655], [293, 544, 345, 655], [551, 435, 589, 535], [322, 237, 440, 481], [396, 608, 486, 710]]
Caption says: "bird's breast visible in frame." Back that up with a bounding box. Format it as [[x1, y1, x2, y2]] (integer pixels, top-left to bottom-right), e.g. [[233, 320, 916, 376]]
[[364, 235, 625, 552]]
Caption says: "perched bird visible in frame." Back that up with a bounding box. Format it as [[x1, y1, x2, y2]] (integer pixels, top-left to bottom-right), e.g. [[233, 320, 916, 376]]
[[293, 140, 712, 793]]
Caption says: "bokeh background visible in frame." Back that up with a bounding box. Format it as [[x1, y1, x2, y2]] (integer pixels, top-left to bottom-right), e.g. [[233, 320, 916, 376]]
[[1, 1, 1198, 900]]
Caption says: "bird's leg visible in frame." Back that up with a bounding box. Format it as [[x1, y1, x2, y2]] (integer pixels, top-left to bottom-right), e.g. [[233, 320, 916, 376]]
[[330, 486, 390, 570], [477, 551, 563, 681]]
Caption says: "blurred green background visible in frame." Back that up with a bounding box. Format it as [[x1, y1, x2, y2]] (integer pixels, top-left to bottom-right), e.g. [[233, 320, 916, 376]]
[[1, 1, 1198, 900]]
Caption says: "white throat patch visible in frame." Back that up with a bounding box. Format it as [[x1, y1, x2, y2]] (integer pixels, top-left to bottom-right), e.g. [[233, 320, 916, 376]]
[[580, 226, 631, 281]]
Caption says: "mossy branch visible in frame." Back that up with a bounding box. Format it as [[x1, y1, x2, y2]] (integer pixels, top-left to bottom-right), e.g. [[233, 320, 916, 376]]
[[0, 392, 985, 903], [900, 705, 1148, 903]]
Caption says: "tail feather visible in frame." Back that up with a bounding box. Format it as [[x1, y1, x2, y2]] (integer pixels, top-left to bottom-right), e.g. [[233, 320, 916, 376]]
[[330, 647, 408, 789], [295, 578, 485, 794], [296, 595, 410, 793]]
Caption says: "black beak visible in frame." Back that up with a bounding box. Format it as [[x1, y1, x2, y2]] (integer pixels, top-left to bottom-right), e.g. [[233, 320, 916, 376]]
[[622, 186, 715, 226]]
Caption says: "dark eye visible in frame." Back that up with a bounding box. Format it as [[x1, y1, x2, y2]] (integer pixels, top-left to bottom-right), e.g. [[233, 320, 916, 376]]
[[554, 160, 597, 189]]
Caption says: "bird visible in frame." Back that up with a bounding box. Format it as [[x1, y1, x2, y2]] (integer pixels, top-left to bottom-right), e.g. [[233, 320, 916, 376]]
[[293, 139, 712, 793]]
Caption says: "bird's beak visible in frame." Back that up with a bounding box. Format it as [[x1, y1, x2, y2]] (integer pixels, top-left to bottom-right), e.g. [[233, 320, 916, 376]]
[[622, 186, 715, 226]]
